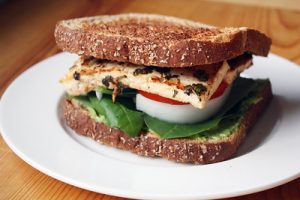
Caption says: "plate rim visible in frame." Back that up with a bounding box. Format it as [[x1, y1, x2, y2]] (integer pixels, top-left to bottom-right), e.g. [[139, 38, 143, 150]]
[[1, 52, 300, 200]]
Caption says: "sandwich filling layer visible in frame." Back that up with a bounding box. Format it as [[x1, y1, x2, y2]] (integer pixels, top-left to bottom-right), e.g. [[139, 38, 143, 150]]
[[67, 77, 269, 139], [61, 53, 252, 109]]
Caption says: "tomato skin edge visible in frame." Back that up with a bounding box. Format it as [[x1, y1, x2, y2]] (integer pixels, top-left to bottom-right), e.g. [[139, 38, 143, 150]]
[[139, 81, 229, 105], [210, 81, 228, 100], [139, 91, 188, 105]]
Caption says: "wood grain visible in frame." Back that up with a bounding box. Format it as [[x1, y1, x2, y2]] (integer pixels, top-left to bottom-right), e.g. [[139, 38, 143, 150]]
[[0, 0, 300, 199], [212, 0, 300, 11]]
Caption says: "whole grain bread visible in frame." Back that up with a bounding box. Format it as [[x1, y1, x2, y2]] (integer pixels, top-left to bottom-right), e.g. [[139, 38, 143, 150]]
[[63, 80, 272, 164], [55, 13, 271, 67]]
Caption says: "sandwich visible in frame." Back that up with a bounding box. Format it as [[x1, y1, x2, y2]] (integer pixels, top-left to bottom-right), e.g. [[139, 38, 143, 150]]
[[55, 13, 272, 164]]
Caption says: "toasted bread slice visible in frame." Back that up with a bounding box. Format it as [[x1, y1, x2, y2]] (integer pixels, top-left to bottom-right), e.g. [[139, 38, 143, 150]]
[[55, 13, 271, 67], [63, 79, 272, 164], [60, 54, 252, 109]]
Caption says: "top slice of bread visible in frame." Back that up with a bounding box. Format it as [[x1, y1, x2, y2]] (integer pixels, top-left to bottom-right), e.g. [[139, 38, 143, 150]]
[[55, 13, 272, 67]]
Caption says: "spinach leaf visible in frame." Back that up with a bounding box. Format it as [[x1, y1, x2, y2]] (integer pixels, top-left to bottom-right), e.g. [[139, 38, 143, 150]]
[[116, 96, 136, 110], [67, 94, 106, 123], [67, 94, 92, 107], [95, 87, 137, 110], [89, 95, 144, 137], [197, 115, 239, 138], [144, 77, 258, 139], [217, 77, 257, 116], [145, 115, 221, 139]]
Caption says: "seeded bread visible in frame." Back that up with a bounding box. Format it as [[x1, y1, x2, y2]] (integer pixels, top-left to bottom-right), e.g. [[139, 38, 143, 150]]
[[63, 80, 272, 164], [55, 13, 271, 67]]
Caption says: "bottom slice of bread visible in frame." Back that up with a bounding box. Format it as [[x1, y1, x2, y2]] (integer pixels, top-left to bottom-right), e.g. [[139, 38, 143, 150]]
[[63, 81, 272, 164]]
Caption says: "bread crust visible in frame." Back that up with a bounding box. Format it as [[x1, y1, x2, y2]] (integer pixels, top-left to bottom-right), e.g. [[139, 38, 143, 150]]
[[63, 81, 272, 164], [55, 13, 271, 67]]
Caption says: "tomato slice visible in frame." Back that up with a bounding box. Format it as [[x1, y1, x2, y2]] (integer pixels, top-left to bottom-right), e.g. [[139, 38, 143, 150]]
[[210, 81, 229, 100], [139, 81, 229, 105], [139, 91, 188, 105]]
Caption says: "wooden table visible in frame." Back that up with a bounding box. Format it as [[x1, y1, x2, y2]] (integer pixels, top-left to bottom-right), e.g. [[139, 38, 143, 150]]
[[1, 0, 299, 199]]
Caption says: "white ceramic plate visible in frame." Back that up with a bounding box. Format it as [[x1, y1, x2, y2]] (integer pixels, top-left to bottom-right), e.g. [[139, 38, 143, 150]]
[[1, 52, 300, 200]]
